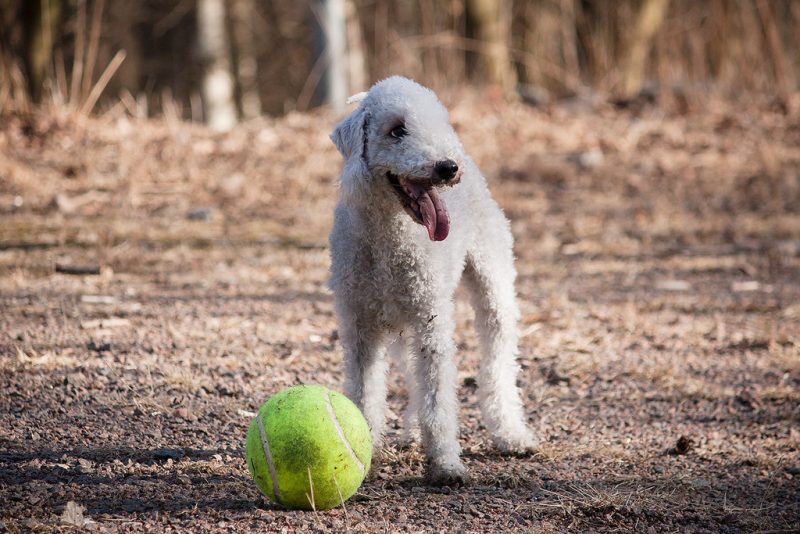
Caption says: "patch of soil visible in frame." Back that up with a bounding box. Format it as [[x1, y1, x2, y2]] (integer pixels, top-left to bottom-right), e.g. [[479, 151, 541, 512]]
[[1, 92, 798, 532]]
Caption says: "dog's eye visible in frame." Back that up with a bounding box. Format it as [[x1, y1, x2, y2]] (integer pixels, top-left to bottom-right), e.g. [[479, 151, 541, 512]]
[[389, 124, 407, 139]]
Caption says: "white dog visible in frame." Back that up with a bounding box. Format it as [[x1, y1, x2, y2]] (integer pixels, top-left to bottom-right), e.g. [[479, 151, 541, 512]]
[[329, 76, 537, 485]]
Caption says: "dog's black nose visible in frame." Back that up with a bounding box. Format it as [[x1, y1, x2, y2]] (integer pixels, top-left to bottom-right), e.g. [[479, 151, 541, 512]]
[[434, 159, 459, 182]]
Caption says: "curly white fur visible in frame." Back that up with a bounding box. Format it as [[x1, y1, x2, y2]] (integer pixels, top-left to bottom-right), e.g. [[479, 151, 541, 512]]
[[329, 76, 537, 485]]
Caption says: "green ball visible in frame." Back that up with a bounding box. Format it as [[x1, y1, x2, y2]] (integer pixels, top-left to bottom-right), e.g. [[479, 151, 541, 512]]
[[245, 385, 372, 510]]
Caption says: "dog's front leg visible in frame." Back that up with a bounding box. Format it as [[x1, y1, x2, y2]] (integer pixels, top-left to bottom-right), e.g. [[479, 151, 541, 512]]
[[413, 310, 467, 486], [340, 322, 389, 449], [465, 223, 538, 454]]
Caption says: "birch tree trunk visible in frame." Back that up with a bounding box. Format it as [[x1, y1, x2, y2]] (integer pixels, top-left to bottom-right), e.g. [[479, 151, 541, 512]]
[[315, 0, 347, 113], [197, 0, 237, 131]]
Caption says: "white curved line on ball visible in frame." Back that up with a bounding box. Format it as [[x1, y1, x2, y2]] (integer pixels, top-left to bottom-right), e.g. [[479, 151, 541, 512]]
[[256, 412, 283, 503], [325, 392, 365, 475]]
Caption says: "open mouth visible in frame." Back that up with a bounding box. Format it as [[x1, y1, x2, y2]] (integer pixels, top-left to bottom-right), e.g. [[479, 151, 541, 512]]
[[387, 172, 453, 241]]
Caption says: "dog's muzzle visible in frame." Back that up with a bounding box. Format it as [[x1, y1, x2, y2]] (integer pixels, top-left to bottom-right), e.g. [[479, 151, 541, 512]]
[[387, 169, 459, 242]]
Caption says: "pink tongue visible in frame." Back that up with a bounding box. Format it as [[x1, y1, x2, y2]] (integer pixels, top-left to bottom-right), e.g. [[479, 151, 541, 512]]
[[408, 184, 450, 241]]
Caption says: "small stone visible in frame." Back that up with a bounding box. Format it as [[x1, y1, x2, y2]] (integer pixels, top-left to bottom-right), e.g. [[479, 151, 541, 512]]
[[656, 279, 692, 292], [568, 148, 604, 169], [152, 448, 185, 461], [186, 207, 214, 221], [77, 459, 94, 471]]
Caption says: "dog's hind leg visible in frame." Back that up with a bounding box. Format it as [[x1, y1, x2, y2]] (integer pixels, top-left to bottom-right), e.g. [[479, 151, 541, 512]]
[[339, 315, 389, 449], [464, 212, 538, 454], [388, 336, 421, 446]]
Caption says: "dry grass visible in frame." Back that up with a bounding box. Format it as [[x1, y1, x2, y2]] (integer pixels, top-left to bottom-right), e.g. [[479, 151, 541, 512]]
[[0, 91, 798, 531]]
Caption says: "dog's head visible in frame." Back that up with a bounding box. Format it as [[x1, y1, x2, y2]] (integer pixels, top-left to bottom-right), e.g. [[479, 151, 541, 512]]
[[331, 76, 465, 241]]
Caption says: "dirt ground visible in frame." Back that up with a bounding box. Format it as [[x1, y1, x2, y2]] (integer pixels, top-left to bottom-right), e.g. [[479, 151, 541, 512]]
[[1, 91, 799, 533]]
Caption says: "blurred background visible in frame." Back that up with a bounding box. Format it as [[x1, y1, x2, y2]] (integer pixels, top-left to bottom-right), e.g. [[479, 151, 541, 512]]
[[2, 0, 800, 124]]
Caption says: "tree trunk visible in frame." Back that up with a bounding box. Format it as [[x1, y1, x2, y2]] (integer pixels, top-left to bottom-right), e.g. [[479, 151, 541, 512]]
[[755, 0, 793, 101], [314, 0, 347, 113], [197, 0, 237, 131], [21, 0, 62, 102], [466, 0, 516, 92], [230, 0, 261, 119], [621, 0, 670, 97], [345, 0, 367, 93], [522, 0, 563, 92]]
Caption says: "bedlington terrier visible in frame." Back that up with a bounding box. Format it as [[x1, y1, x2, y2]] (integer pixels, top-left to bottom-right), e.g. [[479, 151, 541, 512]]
[[329, 76, 537, 485]]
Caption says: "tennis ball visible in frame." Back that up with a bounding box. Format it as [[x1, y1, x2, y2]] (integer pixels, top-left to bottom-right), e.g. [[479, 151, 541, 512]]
[[245, 384, 372, 510]]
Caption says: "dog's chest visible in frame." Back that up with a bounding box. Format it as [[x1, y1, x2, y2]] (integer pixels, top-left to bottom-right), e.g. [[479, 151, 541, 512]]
[[380, 241, 427, 284], [331, 204, 469, 325], [365, 235, 459, 319]]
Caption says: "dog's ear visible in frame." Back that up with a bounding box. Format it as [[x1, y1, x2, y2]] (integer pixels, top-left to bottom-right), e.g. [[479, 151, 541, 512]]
[[331, 105, 368, 163], [331, 105, 371, 203]]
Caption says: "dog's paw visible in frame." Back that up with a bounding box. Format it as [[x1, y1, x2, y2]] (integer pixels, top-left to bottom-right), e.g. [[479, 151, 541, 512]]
[[426, 459, 468, 487], [493, 428, 540, 456], [397, 427, 420, 449]]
